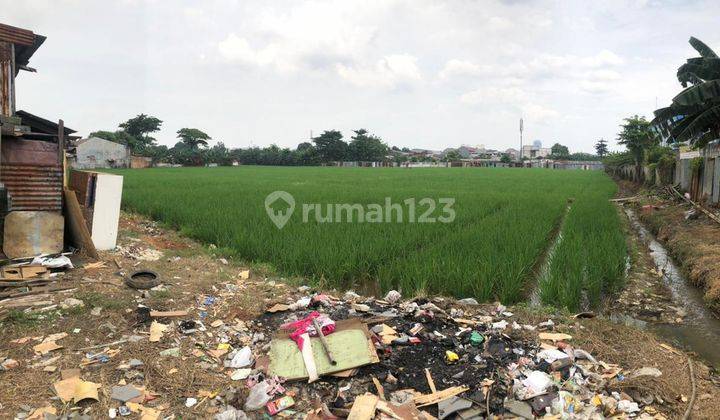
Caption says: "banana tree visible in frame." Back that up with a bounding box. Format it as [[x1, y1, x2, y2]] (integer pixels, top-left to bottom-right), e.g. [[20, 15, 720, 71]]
[[652, 37, 720, 148]]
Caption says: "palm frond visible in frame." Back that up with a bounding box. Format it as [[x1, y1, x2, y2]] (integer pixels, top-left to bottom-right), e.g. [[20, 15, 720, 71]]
[[689, 37, 718, 58], [676, 104, 720, 143], [672, 79, 720, 106]]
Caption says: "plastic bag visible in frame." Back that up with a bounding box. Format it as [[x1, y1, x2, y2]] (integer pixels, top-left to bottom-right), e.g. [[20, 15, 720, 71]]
[[244, 380, 272, 411]]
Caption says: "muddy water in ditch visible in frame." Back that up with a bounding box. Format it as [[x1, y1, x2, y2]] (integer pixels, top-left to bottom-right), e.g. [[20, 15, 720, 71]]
[[622, 208, 720, 367]]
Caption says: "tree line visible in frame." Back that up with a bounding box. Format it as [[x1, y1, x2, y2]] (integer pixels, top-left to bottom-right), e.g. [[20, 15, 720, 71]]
[[546, 142, 604, 161], [90, 116, 399, 166], [90, 114, 607, 167]]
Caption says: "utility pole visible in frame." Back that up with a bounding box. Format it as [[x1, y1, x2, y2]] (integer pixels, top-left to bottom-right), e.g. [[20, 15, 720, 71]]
[[519, 118, 524, 164]]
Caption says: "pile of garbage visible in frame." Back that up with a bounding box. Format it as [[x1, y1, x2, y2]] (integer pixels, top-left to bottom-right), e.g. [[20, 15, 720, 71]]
[[8, 277, 671, 419], [136, 285, 668, 419], [0, 254, 76, 317]]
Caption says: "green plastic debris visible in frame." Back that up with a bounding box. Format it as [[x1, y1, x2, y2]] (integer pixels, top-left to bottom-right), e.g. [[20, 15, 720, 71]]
[[470, 331, 484, 346]]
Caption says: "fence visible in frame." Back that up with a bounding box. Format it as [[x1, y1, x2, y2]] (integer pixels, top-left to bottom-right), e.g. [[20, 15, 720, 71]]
[[613, 140, 720, 204]]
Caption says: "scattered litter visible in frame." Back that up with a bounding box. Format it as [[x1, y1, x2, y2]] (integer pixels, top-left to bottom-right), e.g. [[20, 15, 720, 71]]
[[538, 332, 572, 342], [159, 347, 180, 357], [520, 371, 553, 399], [122, 247, 163, 261], [618, 399, 640, 413], [266, 395, 295, 415], [491, 319, 508, 329], [1, 358, 18, 370], [230, 368, 252, 380], [267, 303, 290, 313], [31, 255, 74, 269], [457, 298, 479, 305], [60, 297, 84, 309], [149, 321, 169, 342], [125, 270, 160, 289], [629, 367, 663, 378], [83, 261, 107, 270], [244, 380, 273, 411], [384, 290, 402, 304], [150, 310, 188, 318], [111, 385, 142, 403], [33, 341, 63, 355], [469, 331, 484, 346], [53, 376, 100, 403], [352, 303, 371, 312], [226, 346, 253, 369], [438, 396, 473, 419], [215, 406, 248, 420], [537, 348, 570, 363]]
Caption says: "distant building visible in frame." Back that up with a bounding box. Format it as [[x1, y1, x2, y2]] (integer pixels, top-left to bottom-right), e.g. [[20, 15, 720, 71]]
[[457, 146, 479, 159], [410, 148, 443, 160], [409, 148, 431, 157], [505, 148, 519, 160], [522, 144, 551, 159], [73, 137, 129, 169]]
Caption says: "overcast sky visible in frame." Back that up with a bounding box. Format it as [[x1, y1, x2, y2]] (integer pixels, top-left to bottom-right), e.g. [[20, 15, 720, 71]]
[[4, 0, 720, 153]]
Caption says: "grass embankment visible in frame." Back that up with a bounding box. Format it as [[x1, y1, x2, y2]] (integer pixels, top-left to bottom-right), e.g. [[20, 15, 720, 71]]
[[110, 166, 624, 308]]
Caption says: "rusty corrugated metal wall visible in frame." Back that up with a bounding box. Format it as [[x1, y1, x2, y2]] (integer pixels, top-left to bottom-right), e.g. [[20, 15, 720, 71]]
[[0, 24, 35, 47], [0, 137, 63, 211], [0, 164, 62, 211]]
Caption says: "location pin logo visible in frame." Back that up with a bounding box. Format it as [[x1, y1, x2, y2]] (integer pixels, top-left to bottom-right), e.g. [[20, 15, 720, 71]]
[[265, 191, 295, 229]]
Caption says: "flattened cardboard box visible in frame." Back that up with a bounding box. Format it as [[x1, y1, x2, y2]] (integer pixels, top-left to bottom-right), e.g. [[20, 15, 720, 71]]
[[268, 318, 379, 380]]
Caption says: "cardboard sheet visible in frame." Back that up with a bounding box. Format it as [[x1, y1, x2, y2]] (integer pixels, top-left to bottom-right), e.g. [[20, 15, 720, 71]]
[[268, 319, 379, 380]]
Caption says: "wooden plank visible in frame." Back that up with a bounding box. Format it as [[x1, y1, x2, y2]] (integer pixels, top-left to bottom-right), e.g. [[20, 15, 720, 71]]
[[348, 394, 378, 420], [372, 376, 385, 401], [375, 401, 404, 420], [538, 332, 572, 342], [414, 386, 469, 407], [63, 189, 99, 259], [149, 310, 189, 318], [329, 368, 358, 378], [0, 279, 52, 287], [0, 286, 74, 300], [609, 196, 639, 202], [1, 265, 48, 279], [424, 368, 437, 393]]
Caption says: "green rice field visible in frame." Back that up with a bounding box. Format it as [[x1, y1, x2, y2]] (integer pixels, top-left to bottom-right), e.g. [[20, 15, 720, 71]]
[[111, 166, 626, 310]]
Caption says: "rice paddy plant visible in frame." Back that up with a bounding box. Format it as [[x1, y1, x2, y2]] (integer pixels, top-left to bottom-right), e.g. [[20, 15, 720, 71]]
[[540, 180, 627, 310], [111, 166, 624, 307]]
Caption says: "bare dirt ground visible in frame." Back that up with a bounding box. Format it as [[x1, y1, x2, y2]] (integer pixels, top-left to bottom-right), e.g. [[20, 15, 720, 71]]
[[0, 211, 719, 419]]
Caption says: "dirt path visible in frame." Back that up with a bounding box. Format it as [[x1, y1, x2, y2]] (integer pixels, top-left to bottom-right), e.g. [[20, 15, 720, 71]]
[[0, 211, 718, 418]]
